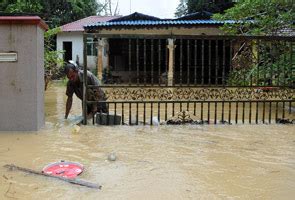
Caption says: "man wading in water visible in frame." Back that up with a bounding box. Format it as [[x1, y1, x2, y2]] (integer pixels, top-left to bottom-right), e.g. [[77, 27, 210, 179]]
[[64, 63, 108, 120]]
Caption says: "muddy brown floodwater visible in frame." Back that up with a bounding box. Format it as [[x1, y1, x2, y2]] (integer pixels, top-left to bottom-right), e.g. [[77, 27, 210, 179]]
[[0, 83, 295, 200]]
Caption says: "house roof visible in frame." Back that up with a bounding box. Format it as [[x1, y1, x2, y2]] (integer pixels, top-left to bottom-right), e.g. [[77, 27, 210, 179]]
[[85, 19, 235, 28], [84, 12, 236, 30], [60, 16, 120, 32], [109, 12, 161, 22]]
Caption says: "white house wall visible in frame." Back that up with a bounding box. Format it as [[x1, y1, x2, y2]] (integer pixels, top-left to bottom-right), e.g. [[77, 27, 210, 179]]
[[57, 31, 109, 70], [56, 31, 85, 66]]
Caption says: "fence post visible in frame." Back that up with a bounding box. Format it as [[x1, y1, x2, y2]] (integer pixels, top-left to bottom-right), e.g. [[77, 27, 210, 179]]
[[83, 34, 88, 125]]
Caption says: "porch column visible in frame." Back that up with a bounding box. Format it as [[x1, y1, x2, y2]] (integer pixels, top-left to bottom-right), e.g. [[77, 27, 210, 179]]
[[97, 39, 104, 80], [167, 38, 176, 86]]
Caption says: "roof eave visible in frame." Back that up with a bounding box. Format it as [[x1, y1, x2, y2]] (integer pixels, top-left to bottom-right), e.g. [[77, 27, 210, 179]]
[[84, 24, 222, 33]]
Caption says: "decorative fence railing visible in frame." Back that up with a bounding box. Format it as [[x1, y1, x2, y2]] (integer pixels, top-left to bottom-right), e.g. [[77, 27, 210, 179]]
[[82, 34, 294, 125]]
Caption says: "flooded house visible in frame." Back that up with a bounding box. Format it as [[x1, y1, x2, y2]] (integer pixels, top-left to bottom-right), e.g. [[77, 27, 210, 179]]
[[58, 12, 294, 125], [84, 11, 233, 85]]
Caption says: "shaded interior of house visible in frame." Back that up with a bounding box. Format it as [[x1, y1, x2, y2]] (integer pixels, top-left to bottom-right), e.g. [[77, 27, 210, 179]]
[[107, 38, 231, 85]]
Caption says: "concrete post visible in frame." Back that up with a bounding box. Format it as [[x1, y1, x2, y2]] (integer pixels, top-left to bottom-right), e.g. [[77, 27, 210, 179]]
[[167, 39, 176, 86], [0, 16, 48, 131]]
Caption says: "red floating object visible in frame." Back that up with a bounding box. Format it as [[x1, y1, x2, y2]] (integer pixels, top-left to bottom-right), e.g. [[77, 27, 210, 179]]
[[42, 161, 84, 179]]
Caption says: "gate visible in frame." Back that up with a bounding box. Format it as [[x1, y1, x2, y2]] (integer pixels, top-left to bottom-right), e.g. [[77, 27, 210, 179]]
[[82, 34, 294, 125]]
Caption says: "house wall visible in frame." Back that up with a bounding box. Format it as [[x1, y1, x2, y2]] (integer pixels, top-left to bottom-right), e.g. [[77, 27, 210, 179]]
[[0, 24, 45, 131], [57, 31, 84, 66], [56, 32, 109, 70]]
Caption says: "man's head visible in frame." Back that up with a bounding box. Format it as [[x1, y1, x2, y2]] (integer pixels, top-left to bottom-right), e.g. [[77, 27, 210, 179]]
[[64, 63, 79, 82]]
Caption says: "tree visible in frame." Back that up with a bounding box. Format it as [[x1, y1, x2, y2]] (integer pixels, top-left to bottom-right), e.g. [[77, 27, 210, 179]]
[[175, 0, 235, 17], [102, 0, 120, 16], [0, 0, 16, 12], [44, 28, 64, 90], [187, 0, 234, 14], [213, 0, 294, 86], [43, 0, 102, 27], [4, 0, 42, 13], [175, 0, 188, 17], [213, 0, 295, 35], [0, 0, 104, 27]]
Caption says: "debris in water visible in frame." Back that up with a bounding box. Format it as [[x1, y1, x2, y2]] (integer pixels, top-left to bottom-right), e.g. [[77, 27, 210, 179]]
[[72, 125, 80, 133], [276, 118, 294, 124], [4, 164, 101, 189], [152, 117, 159, 126], [42, 161, 84, 179], [108, 153, 117, 161], [219, 120, 232, 125]]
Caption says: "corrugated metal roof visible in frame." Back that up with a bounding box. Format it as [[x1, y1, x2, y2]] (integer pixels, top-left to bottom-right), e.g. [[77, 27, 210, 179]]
[[109, 12, 160, 22], [85, 19, 236, 29]]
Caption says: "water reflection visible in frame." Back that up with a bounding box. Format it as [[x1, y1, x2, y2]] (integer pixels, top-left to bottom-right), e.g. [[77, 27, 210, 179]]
[[0, 83, 294, 200]]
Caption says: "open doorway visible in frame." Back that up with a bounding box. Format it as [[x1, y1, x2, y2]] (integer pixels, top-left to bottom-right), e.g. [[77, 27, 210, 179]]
[[63, 41, 72, 62]]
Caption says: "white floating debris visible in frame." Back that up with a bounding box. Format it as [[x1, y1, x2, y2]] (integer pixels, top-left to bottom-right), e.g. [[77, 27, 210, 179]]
[[152, 117, 159, 126], [107, 152, 117, 161]]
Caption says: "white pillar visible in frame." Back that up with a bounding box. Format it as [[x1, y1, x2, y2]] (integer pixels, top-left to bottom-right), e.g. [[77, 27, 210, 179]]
[[167, 39, 176, 86]]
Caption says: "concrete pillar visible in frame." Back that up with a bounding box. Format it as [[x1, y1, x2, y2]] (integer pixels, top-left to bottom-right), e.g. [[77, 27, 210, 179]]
[[97, 39, 104, 80], [167, 39, 176, 86], [0, 16, 48, 131]]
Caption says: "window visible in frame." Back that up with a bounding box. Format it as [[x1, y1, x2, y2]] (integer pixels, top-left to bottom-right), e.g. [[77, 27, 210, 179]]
[[87, 38, 98, 56]]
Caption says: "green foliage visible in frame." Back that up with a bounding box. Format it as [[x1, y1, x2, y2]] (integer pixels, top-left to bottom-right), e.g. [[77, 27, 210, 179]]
[[44, 27, 64, 79], [43, 0, 102, 27], [186, 0, 235, 14], [228, 41, 294, 87], [1, 0, 104, 27], [213, 0, 295, 35], [5, 0, 42, 13], [43, 27, 64, 89], [228, 53, 293, 86], [44, 50, 63, 75], [214, 0, 294, 87], [0, 0, 15, 11]]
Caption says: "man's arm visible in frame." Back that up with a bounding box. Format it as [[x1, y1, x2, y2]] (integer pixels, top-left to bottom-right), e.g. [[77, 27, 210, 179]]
[[65, 96, 73, 119]]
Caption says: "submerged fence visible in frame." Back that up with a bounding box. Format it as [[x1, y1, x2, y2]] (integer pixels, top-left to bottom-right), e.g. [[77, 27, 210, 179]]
[[83, 35, 294, 125]]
